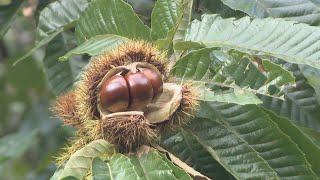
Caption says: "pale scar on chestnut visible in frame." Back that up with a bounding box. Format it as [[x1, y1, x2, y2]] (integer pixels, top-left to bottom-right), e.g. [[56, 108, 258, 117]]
[[99, 64, 164, 113]]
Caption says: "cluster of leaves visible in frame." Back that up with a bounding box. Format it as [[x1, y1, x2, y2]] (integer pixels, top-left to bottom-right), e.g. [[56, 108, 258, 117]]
[[2, 0, 320, 179]]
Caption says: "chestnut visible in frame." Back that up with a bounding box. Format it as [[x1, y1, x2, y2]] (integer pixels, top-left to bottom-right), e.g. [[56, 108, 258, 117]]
[[99, 75, 130, 112], [125, 72, 153, 110], [99, 66, 163, 112], [140, 68, 163, 99]]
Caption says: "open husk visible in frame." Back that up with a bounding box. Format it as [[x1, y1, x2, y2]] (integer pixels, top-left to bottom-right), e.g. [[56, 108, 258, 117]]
[[144, 83, 182, 124], [52, 41, 200, 163]]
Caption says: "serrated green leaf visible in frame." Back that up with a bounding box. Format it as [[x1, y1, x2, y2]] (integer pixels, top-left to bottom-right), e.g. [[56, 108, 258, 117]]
[[92, 155, 139, 180], [44, 32, 88, 94], [211, 55, 320, 132], [262, 108, 320, 177], [59, 34, 128, 61], [151, 0, 180, 40], [0, 0, 25, 39], [171, 48, 214, 80], [154, 28, 176, 51], [187, 117, 279, 179], [172, 0, 193, 44], [172, 48, 294, 99], [13, 0, 89, 65], [299, 65, 320, 102], [218, 51, 295, 96], [196, 102, 318, 179], [75, 0, 151, 44], [152, 0, 193, 52], [172, 0, 193, 57], [199, 89, 262, 105], [160, 129, 234, 179], [0, 130, 38, 164], [262, 60, 295, 87], [260, 63, 320, 132], [58, 139, 116, 180], [128, 148, 178, 180], [182, 15, 320, 69], [221, 0, 320, 26]]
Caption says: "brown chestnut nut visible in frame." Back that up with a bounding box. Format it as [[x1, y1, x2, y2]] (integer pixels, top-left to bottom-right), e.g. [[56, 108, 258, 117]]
[[124, 72, 153, 110], [99, 67, 163, 112], [140, 68, 163, 99], [99, 75, 130, 112]]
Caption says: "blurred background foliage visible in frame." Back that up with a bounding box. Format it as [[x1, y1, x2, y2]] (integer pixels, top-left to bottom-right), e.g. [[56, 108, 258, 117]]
[[0, 0, 243, 179], [0, 0, 73, 179]]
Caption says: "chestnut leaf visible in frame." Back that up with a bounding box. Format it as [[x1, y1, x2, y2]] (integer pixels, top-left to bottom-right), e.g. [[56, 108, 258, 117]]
[[59, 35, 128, 61], [193, 103, 318, 179], [221, 0, 320, 26], [181, 15, 320, 69], [58, 139, 116, 180], [91, 155, 139, 180], [75, 0, 151, 44], [159, 129, 233, 179]]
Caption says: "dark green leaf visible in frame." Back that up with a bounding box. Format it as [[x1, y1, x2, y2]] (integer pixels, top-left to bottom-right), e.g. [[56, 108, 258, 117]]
[[171, 48, 214, 80], [173, 0, 193, 57], [151, 0, 180, 40], [260, 63, 320, 132], [187, 117, 278, 179], [151, 0, 193, 52], [262, 108, 320, 177], [60, 35, 128, 61], [298, 65, 320, 102], [301, 127, 320, 145], [75, 0, 151, 44], [195, 102, 318, 179], [44, 32, 88, 94], [160, 129, 234, 179]]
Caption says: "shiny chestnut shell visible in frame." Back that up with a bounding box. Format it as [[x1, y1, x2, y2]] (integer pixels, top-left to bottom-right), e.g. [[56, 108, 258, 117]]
[[99, 75, 129, 112], [99, 67, 163, 113], [140, 68, 163, 99], [124, 72, 153, 110]]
